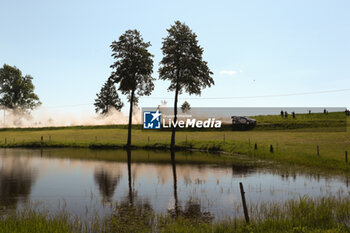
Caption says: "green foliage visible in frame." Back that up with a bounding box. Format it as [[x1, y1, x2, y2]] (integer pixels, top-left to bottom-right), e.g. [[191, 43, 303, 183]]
[[159, 21, 214, 95], [0, 210, 78, 233], [0, 64, 41, 111], [0, 196, 349, 232], [94, 79, 123, 114], [105, 196, 350, 233], [181, 101, 191, 113], [109, 29, 154, 102], [106, 202, 155, 233]]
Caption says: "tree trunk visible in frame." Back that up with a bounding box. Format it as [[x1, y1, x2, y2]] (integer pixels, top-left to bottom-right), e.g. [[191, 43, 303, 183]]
[[127, 89, 135, 147], [170, 86, 179, 150]]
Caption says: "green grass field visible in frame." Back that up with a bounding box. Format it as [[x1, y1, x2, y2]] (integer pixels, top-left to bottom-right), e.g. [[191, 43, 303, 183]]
[[253, 111, 346, 130], [0, 112, 349, 173]]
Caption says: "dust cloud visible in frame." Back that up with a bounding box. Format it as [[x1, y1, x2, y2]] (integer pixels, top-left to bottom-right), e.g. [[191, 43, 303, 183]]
[[0, 107, 142, 128]]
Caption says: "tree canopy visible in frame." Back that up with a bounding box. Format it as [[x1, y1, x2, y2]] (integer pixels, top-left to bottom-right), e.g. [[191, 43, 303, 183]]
[[94, 79, 123, 114], [0, 64, 41, 112], [109, 30, 154, 103], [159, 21, 214, 96]]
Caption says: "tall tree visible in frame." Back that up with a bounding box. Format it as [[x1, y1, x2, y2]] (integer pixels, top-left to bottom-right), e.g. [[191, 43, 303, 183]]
[[0, 64, 41, 112], [159, 21, 214, 150], [94, 79, 123, 114], [109, 30, 154, 147]]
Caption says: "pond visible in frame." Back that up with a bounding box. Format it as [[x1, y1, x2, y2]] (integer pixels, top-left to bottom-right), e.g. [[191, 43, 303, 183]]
[[0, 148, 349, 221]]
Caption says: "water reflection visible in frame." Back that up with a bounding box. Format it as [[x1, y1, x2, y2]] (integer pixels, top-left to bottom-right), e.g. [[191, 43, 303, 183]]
[[0, 148, 348, 221], [168, 150, 213, 221], [94, 168, 121, 203], [231, 164, 255, 176], [127, 149, 136, 205], [0, 154, 37, 208], [170, 150, 179, 217], [109, 149, 153, 226]]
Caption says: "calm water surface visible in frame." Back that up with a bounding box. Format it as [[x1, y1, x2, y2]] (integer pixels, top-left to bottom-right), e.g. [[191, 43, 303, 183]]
[[0, 148, 349, 220]]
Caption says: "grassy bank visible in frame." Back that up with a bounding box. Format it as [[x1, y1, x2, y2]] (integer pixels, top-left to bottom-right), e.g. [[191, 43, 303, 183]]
[[0, 196, 349, 233], [0, 127, 349, 173], [0, 113, 349, 173]]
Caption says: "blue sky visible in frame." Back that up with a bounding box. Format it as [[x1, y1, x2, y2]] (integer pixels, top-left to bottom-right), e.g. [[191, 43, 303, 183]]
[[1, 0, 349, 115]]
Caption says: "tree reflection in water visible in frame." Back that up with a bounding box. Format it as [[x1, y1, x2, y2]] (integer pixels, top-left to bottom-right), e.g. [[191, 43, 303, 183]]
[[106, 149, 153, 233], [103, 149, 213, 228], [168, 150, 213, 223], [0, 156, 37, 209], [94, 167, 121, 203]]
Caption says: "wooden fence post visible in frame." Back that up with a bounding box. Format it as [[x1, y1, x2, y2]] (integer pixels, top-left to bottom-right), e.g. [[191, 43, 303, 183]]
[[317, 145, 319, 156], [270, 145, 273, 153], [239, 182, 250, 223], [346, 151, 348, 163]]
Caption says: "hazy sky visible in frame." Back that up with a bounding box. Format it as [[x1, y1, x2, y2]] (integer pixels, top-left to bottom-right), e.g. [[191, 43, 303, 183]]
[[1, 0, 349, 115]]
